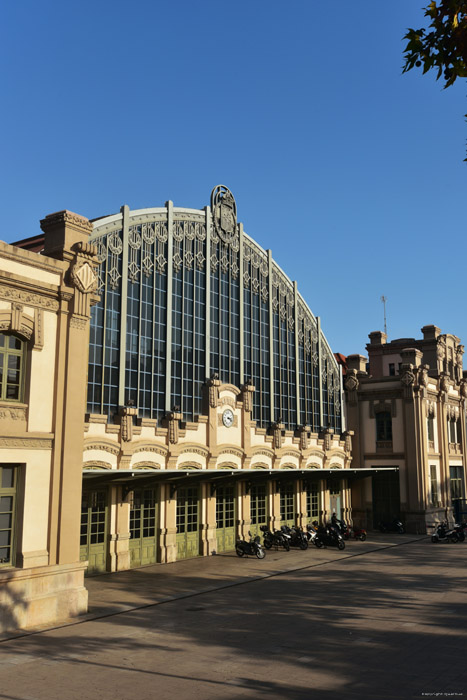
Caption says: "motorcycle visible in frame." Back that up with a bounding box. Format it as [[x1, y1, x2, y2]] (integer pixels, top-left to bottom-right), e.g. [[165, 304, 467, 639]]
[[281, 525, 309, 550], [306, 523, 324, 548], [260, 525, 291, 551], [431, 522, 459, 544], [453, 522, 466, 542], [378, 518, 405, 534], [342, 523, 367, 542], [236, 532, 266, 558], [307, 521, 345, 550], [330, 515, 366, 541]]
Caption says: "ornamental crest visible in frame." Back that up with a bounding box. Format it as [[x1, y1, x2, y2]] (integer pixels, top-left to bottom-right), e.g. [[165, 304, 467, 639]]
[[71, 261, 98, 294], [211, 185, 237, 244]]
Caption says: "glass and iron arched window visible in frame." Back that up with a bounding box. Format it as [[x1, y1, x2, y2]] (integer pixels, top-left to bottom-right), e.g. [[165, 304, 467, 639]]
[[0, 334, 25, 402]]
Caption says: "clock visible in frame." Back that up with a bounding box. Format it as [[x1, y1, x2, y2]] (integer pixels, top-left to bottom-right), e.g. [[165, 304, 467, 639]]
[[222, 408, 234, 428]]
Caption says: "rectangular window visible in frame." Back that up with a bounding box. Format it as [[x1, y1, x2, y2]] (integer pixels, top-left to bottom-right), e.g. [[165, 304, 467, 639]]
[[0, 466, 17, 566], [429, 466, 438, 506], [427, 416, 434, 443], [388, 363, 395, 376]]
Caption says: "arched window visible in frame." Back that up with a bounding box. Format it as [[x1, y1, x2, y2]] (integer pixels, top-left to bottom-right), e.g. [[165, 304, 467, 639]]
[[0, 334, 25, 402]]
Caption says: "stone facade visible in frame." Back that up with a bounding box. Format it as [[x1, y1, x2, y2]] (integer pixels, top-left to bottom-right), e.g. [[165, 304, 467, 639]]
[[0, 212, 98, 633], [345, 326, 467, 534]]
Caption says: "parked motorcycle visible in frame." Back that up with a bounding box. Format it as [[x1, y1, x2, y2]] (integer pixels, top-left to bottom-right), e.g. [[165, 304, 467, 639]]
[[281, 525, 309, 550], [307, 521, 345, 550], [378, 518, 405, 534], [260, 525, 291, 551], [431, 522, 459, 544], [342, 523, 367, 541], [453, 522, 466, 542], [236, 532, 266, 558], [306, 523, 324, 548]]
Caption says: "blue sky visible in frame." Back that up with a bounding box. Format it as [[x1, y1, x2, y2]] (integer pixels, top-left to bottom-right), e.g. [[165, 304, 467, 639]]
[[1, 1, 465, 356]]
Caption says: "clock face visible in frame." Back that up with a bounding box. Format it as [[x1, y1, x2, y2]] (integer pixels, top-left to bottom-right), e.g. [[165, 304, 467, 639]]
[[222, 409, 234, 428]]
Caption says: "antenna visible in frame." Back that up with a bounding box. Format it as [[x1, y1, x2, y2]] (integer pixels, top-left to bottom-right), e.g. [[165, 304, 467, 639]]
[[380, 295, 388, 336]]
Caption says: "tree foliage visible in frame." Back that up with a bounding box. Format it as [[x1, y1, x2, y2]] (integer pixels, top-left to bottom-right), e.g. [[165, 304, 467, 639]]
[[403, 1, 467, 87]]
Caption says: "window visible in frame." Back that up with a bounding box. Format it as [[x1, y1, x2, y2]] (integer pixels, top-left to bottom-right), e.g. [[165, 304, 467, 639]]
[[450, 466, 463, 501], [376, 411, 392, 442], [427, 416, 434, 443], [429, 466, 438, 507], [0, 466, 17, 567], [0, 334, 25, 402], [388, 363, 395, 376], [449, 418, 458, 444]]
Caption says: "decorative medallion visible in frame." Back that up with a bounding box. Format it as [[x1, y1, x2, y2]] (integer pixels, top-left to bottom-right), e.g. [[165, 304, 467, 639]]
[[211, 185, 237, 245]]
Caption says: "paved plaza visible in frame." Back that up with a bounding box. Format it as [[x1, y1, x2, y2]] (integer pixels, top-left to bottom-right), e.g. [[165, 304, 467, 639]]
[[0, 534, 466, 700]]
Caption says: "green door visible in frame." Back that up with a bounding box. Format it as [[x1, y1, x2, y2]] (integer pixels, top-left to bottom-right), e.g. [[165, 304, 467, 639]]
[[129, 487, 158, 567], [250, 483, 268, 536], [216, 484, 236, 552], [280, 482, 295, 528], [80, 489, 108, 575], [176, 486, 200, 560], [372, 470, 400, 528]]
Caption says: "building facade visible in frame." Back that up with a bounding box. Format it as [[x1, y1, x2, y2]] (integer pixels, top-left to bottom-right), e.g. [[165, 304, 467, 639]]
[[345, 326, 467, 534], [1, 186, 359, 632], [80, 186, 353, 571], [0, 212, 98, 631]]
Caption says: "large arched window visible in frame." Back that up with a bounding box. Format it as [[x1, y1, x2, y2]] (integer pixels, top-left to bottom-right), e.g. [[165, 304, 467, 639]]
[[0, 334, 25, 401]]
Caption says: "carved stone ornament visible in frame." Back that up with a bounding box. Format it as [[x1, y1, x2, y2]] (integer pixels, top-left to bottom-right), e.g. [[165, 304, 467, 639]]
[[344, 372, 359, 392], [299, 425, 310, 450], [206, 376, 220, 409], [460, 380, 467, 399], [241, 381, 255, 413], [400, 369, 415, 387], [167, 411, 182, 444], [437, 343, 446, 360], [272, 421, 284, 449], [439, 374, 450, 394], [211, 185, 237, 245], [119, 406, 138, 442], [71, 260, 98, 294], [418, 365, 429, 387]]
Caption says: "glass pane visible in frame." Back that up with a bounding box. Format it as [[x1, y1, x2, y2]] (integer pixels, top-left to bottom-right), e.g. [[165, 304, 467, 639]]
[[0, 530, 11, 546], [2, 468, 14, 489], [0, 513, 12, 529], [0, 497, 13, 512], [0, 547, 10, 563], [7, 356, 21, 370], [6, 384, 19, 400], [8, 337, 22, 351], [0, 335, 5, 347]]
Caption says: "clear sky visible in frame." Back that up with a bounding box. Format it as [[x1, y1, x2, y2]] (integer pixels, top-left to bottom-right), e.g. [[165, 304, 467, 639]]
[[1, 1, 465, 357]]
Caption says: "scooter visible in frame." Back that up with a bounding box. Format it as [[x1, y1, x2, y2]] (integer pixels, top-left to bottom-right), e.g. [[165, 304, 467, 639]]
[[236, 532, 266, 558], [281, 525, 309, 550], [431, 522, 459, 543], [260, 525, 291, 551], [379, 518, 405, 534], [306, 523, 324, 548]]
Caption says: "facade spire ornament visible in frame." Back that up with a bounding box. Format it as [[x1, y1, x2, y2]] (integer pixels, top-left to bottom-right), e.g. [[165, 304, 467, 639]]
[[241, 379, 255, 413], [167, 408, 183, 444], [272, 419, 284, 449], [322, 427, 334, 451], [299, 425, 310, 450], [206, 374, 220, 409], [119, 404, 138, 442]]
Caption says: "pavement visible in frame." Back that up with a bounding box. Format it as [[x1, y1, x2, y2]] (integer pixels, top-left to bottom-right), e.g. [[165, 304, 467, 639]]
[[0, 533, 466, 700]]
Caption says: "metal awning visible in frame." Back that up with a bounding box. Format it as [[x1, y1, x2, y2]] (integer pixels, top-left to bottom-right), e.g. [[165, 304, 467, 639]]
[[82, 466, 399, 489]]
